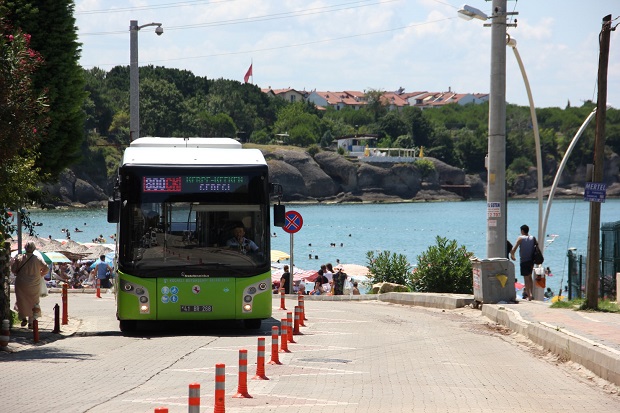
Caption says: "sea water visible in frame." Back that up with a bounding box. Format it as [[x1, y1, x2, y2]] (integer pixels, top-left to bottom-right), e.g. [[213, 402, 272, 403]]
[[23, 199, 619, 294]]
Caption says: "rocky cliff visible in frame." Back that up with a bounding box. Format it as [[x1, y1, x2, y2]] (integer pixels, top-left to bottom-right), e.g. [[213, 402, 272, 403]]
[[265, 149, 481, 203], [46, 148, 620, 207]]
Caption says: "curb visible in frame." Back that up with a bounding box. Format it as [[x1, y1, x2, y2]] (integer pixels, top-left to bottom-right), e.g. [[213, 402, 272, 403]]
[[298, 292, 474, 310], [10, 285, 113, 294], [379, 292, 474, 310], [483, 304, 620, 387]]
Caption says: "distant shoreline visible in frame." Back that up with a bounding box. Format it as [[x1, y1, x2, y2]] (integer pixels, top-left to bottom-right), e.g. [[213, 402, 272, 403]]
[[22, 187, 619, 211]]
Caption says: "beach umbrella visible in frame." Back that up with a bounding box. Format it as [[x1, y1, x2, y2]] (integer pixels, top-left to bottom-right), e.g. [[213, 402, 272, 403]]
[[270, 250, 290, 262], [85, 245, 114, 260], [42, 251, 72, 263], [11, 250, 70, 264], [89, 256, 114, 270], [271, 267, 318, 282], [338, 263, 370, 277]]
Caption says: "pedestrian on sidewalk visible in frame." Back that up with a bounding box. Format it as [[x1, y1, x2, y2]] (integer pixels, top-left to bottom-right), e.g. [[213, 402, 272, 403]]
[[10, 241, 49, 328], [510, 224, 535, 301]]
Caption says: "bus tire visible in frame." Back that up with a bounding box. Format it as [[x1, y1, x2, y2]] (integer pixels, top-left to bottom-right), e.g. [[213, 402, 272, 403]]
[[243, 319, 262, 330], [119, 320, 137, 333]]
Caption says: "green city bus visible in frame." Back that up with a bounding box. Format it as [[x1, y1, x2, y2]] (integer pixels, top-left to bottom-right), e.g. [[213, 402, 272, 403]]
[[107, 137, 283, 332]]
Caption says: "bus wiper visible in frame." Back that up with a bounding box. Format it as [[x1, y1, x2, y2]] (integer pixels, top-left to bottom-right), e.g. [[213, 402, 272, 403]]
[[185, 262, 230, 267]]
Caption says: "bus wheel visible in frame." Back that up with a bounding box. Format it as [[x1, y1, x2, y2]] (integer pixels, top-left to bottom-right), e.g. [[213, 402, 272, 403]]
[[119, 320, 137, 333], [244, 319, 262, 330]]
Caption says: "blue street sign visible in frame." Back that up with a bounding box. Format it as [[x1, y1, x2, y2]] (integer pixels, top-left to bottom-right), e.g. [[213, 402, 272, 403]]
[[584, 182, 607, 203]]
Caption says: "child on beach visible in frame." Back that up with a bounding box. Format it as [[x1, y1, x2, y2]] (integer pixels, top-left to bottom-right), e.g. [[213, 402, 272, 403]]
[[310, 280, 322, 295]]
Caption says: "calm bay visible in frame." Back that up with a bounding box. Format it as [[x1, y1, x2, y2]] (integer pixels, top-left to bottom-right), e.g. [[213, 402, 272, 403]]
[[24, 199, 620, 294]]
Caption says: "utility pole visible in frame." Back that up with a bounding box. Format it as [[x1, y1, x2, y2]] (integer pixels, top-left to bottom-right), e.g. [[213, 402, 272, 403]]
[[487, 0, 508, 258], [585, 15, 612, 309]]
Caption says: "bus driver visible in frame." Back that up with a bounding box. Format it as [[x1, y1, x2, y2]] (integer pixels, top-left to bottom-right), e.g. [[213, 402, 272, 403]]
[[226, 225, 259, 254]]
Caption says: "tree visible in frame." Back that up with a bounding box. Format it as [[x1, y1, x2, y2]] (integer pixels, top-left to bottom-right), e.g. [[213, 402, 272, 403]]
[[195, 113, 237, 138], [364, 89, 388, 121], [319, 130, 334, 148], [273, 102, 321, 146], [453, 128, 486, 172], [393, 134, 414, 149], [401, 106, 434, 148], [4, 0, 86, 179], [0, 18, 49, 324], [378, 111, 407, 139], [428, 126, 456, 165], [139, 78, 184, 137]]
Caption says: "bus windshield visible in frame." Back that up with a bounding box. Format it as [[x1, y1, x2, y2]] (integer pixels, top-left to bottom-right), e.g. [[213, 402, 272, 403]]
[[116, 164, 271, 278]]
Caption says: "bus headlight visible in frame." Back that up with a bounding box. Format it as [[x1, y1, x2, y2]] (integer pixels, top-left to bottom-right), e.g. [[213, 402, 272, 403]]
[[258, 282, 267, 290], [244, 295, 252, 303], [243, 304, 252, 312], [140, 304, 149, 313]]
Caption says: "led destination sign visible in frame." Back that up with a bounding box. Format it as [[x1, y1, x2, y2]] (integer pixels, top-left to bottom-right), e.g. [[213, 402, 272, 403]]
[[143, 176, 248, 193]]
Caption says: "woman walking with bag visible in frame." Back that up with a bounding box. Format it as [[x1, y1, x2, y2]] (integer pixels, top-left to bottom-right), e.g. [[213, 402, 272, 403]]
[[510, 224, 535, 301], [10, 241, 49, 328]]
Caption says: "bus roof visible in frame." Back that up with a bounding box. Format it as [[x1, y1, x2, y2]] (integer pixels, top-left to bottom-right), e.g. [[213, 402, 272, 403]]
[[122, 137, 266, 166], [130, 137, 242, 149]]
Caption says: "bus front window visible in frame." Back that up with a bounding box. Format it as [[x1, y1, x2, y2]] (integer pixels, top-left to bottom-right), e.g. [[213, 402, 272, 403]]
[[119, 201, 268, 277]]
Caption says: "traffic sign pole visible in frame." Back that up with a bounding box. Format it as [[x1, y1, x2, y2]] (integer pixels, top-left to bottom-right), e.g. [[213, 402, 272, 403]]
[[289, 233, 294, 294], [282, 210, 303, 295]]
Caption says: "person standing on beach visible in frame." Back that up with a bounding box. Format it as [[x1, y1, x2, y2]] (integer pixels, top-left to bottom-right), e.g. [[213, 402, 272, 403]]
[[332, 266, 346, 295], [280, 265, 291, 294], [510, 224, 535, 301], [11, 241, 49, 328], [94, 255, 113, 289]]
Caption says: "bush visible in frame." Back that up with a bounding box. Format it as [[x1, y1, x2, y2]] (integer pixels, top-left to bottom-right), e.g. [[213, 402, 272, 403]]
[[366, 250, 412, 289], [337, 146, 345, 155], [414, 158, 435, 180], [412, 236, 473, 294], [307, 144, 320, 157]]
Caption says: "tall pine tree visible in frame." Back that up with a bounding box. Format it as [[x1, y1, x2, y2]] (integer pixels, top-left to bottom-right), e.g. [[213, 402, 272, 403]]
[[4, 0, 86, 179]]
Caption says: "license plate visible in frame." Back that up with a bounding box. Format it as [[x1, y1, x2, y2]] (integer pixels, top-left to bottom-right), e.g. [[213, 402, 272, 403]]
[[180, 305, 213, 312]]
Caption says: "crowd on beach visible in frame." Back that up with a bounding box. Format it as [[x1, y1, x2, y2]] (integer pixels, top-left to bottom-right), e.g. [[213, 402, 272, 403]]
[[9, 258, 112, 290], [274, 262, 362, 296]]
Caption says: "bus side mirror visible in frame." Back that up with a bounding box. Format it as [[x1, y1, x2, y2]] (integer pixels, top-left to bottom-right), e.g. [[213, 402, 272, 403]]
[[107, 199, 120, 223], [273, 204, 285, 227]]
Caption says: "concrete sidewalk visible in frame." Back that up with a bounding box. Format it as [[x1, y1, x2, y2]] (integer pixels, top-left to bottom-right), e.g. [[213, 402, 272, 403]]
[[2, 291, 620, 388], [304, 292, 620, 387]]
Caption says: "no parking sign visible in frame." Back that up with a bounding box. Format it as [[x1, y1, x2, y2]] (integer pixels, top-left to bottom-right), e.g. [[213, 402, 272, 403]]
[[282, 210, 303, 294], [283, 210, 303, 234]]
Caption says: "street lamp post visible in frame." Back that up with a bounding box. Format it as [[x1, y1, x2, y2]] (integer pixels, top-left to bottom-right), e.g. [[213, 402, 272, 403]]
[[506, 37, 543, 240], [130, 20, 163, 141], [459, 1, 517, 258]]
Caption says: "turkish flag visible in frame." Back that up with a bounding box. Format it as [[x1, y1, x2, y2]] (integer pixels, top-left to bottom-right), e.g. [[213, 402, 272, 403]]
[[244, 64, 252, 83]]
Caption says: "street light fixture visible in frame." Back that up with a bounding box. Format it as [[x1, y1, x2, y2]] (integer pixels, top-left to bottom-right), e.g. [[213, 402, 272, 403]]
[[457, 4, 488, 21], [130, 20, 163, 141]]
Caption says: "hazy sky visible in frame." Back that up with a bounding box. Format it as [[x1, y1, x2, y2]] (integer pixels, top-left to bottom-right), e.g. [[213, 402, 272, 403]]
[[75, 0, 619, 108]]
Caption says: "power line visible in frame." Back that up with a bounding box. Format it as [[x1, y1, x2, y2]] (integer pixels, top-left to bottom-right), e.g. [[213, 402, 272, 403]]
[[76, 0, 237, 15], [78, 0, 389, 35], [82, 16, 456, 67]]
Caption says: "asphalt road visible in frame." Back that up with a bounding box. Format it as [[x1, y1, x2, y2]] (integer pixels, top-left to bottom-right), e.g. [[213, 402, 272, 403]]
[[2, 293, 620, 412]]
